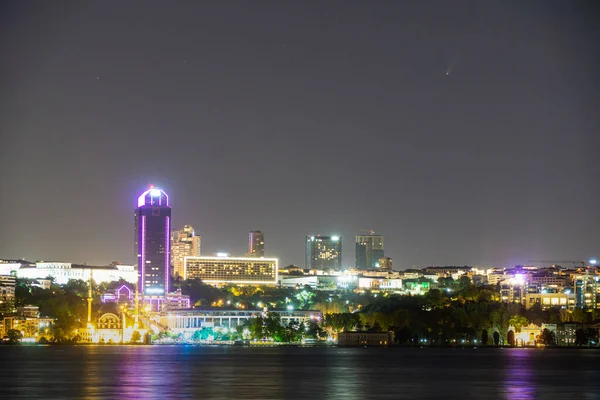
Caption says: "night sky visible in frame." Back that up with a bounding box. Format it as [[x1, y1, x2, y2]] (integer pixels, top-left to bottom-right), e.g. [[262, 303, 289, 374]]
[[1, 1, 599, 269]]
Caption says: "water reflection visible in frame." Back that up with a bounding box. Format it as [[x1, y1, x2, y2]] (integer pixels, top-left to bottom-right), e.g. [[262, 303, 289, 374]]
[[3, 346, 600, 399], [325, 348, 363, 400], [502, 349, 535, 400]]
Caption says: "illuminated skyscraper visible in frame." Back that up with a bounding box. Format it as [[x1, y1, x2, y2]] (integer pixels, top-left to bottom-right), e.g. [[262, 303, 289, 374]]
[[248, 231, 265, 257], [356, 234, 384, 269], [134, 187, 171, 297], [171, 225, 201, 278], [305, 235, 342, 270]]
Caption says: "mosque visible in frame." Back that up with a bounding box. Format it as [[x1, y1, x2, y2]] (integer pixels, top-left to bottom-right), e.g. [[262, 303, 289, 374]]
[[79, 275, 148, 344]]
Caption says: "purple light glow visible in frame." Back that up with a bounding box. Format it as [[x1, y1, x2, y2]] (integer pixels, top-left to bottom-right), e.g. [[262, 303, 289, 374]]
[[141, 215, 146, 296], [137, 188, 169, 207], [116, 285, 132, 300], [165, 215, 170, 295], [514, 273, 525, 285]]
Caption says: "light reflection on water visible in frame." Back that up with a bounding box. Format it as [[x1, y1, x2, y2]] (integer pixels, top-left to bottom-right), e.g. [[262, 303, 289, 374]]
[[2, 346, 600, 399], [503, 349, 535, 400]]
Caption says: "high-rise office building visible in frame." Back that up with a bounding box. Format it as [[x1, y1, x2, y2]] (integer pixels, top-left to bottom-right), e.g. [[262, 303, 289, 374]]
[[134, 186, 171, 297], [171, 225, 201, 278], [356, 234, 384, 269], [248, 231, 265, 257], [305, 235, 342, 270]]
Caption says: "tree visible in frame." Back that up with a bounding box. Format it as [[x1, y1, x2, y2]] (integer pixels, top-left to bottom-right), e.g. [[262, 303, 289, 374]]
[[509, 315, 528, 333], [63, 279, 89, 297], [572, 308, 591, 323], [294, 290, 316, 309], [493, 331, 500, 346], [481, 329, 489, 346], [130, 330, 142, 344], [305, 320, 323, 340], [575, 328, 587, 346], [191, 329, 203, 341], [264, 313, 284, 340], [438, 277, 455, 289], [425, 289, 444, 309], [369, 322, 382, 333], [7, 329, 23, 344], [539, 328, 556, 346], [458, 275, 471, 289], [249, 316, 265, 339], [507, 330, 515, 346]]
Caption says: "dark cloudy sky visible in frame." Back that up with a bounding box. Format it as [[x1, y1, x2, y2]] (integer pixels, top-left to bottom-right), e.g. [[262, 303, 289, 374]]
[[1, 1, 599, 268]]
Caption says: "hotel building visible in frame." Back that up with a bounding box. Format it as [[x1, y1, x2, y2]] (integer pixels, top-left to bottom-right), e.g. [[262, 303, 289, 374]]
[[183, 256, 278, 285]]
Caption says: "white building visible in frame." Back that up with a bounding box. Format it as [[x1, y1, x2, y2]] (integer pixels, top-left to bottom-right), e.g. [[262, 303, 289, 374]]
[[357, 277, 403, 291], [17, 262, 137, 285], [0, 259, 31, 276]]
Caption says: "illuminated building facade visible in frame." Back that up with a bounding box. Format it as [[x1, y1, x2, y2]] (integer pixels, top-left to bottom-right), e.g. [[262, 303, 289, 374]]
[[171, 225, 201, 278], [574, 274, 600, 310], [0, 259, 32, 276], [305, 235, 342, 270], [159, 309, 321, 338], [248, 231, 265, 257], [79, 311, 147, 344], [16, 262, 136, 285], [1, 316, 53, 341], [338, 331, 394, 347], [355, 234, 384, 269], [183, 256, 278, 284], [135, 187, 171, 297], [524, 292, 572, 309], [0, 275, 16, 313]]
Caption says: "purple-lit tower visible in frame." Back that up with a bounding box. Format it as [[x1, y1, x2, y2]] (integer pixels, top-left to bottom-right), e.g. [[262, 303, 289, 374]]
[[134, 186, 171, 298]]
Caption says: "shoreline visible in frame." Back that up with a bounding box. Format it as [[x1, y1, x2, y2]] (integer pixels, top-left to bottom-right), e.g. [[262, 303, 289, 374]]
[[3, 342, 600, 350]]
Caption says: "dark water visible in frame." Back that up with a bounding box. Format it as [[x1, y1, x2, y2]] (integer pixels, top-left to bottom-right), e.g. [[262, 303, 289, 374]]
[[1, 346, 600, 399]]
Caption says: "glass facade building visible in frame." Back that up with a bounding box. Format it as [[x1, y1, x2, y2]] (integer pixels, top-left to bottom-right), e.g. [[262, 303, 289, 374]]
[[134, 187, 171, 297], [355, 234, 384, 269], [248, 231, 265, 257], [305, 235, 342, 270]]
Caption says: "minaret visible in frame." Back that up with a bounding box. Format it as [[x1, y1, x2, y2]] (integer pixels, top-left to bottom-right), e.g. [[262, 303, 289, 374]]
[[134, 283, 140, 328], [87, 270, 93, 326]]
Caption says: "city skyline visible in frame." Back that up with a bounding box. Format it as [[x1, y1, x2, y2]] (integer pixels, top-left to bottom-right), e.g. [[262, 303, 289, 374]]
[[0, 184, 598, 270], [1, 2, 599, 268]]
